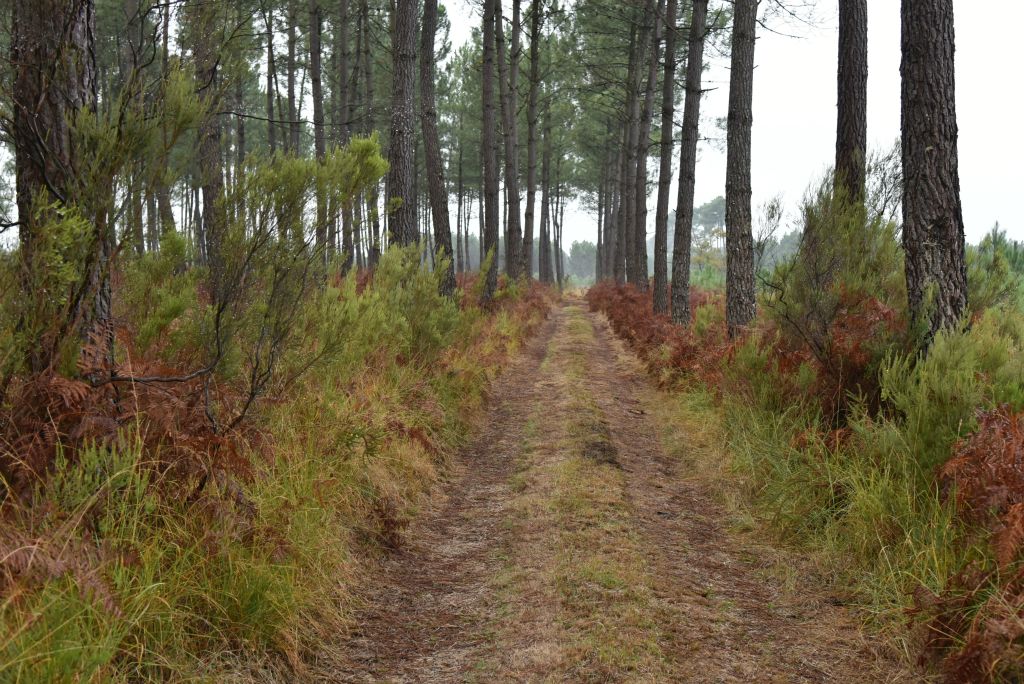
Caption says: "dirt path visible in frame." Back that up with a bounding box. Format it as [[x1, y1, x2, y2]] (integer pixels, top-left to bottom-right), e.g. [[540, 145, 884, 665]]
[[335, 299, 916, 683]]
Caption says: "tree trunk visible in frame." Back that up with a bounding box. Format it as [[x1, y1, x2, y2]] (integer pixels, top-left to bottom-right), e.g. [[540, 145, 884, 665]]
[[671, 0, 708, 325], [497, 0, 524, 279], [539, 106, 553, 283], [264, 8, 277, 153], [457, 139, 465, 274], [386, 0, 417, 246], [310, 0, 327, 256], [478, 183, 484, 268], [725, 0, 757, 337], [631, 0, 663, 290], [652, 0, 678, 313], [618, 13, 647, 285], [146, 189, 158, 252], [901, 0, 967, 336], [364, 2, 381, 267], [836, 0, 867, 201], [596, 172, 605, 281], [336, 0, 351, 144], [522, 0, 542, 279], [554, 158, 564, 287], [606, 148, 620, 280], [481, 0, 501, 301], [287, 2, 301, 153], [12, 0, 98, 372], [195, 15, 226, 278], [420, 0, 457, 296]]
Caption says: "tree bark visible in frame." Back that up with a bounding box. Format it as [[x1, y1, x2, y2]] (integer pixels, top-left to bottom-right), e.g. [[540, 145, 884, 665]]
[[287, 2, 301, 153], [631, 0, 663, 290], [336, 0, 351, 144], [725, 0, 757, 337], [539, 104, 553, 283], [194, 8, 226, 279], [264, 8, 278, 153], [420, 0, 457, 296], [386, 0, 417, 246], [522, 0, 542, 279], [457, 138, 465, 274], [652, 0, 678, 312], [901, 0, 967, 336], [496, 0, 524, 279], [481, 0, 501, 301], [614, 20, 638, 282], [836, 0, 867, 201], [310, 0, 328, 255], [671, 0, 708, 325], [12, 0, 98, 372], [596, 171, 605, 281]]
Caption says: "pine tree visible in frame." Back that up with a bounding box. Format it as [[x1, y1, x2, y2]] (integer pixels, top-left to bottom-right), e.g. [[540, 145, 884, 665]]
[[901, 0, 967, 336], [670, 0, 709, 325], [725, 0, 757, 337]]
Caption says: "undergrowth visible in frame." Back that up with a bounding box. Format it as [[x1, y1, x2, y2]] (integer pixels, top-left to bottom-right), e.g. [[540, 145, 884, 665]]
[[0, 246, 552, 682], [587, 177, 1024, 682]]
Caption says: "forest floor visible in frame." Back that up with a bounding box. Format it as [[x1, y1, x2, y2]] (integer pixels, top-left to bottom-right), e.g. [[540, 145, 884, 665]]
[[331, 298, 922, 683]]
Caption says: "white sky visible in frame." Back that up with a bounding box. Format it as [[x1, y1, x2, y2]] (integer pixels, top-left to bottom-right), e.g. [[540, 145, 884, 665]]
[[446, 0, 1024, 247]]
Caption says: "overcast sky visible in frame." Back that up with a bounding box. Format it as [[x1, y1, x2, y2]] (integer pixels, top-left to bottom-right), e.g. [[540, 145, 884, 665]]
[[446, 0, 1024, 247]]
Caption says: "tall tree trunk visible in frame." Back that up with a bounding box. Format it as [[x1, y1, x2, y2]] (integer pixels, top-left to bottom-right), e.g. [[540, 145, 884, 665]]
[[156, 1, 176, 237], [596, 172, 605, 281], [539, 105, 553, 283], [617, 15, 646, 285], [287, 2, 301, 153], [457, 140, 465, 274], [481, 0, 501, 301], [362, 0, 381, 266], [725, 0, 757, 337], [12, 0, 99, 372], [235, 10, 247, 221], [420, 0, 456, 296], [478, 183, 484, 268], [631, 0, 663, 289], [901, 0, 967, 336], [336, 0, 351, 143], [146, 189, 158, 252], [194, 10, 226, 278], [671, 0, 708, 324], [386, 0, 417, 246], [522, 0, 542, 279], [310, 0, 328, 258], [652, 0, 678, 312], [836, 0, 867, 201], [553, 158, 563, 287], [130, 167, 144, 255], [497, 0, 523, 278], [265, 7, 278, 153]]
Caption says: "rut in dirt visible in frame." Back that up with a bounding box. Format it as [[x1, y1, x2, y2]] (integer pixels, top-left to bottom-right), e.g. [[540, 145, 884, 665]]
[[335, 299, 916, 683]]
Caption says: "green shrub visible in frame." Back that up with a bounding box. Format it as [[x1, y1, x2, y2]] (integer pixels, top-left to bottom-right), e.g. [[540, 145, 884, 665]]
[[881, 309, 1024, 472]]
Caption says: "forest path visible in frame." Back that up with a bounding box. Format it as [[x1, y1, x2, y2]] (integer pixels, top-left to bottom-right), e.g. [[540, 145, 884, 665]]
[[335, 298, 914, 683]]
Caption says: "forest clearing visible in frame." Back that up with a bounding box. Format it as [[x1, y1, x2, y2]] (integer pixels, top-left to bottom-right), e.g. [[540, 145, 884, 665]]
[[2, 0, 1024, 682]]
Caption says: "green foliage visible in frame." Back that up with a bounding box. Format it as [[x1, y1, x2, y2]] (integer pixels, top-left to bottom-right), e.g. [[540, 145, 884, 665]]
[[341, 245, 462, 363], [967, 226, 1023, 314], [121, 232, 201, 358], [5, 201, 96, 375], [763, 177, 906, 338], [2, 242, 548, 680], [881, 310, 1024, 471]]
